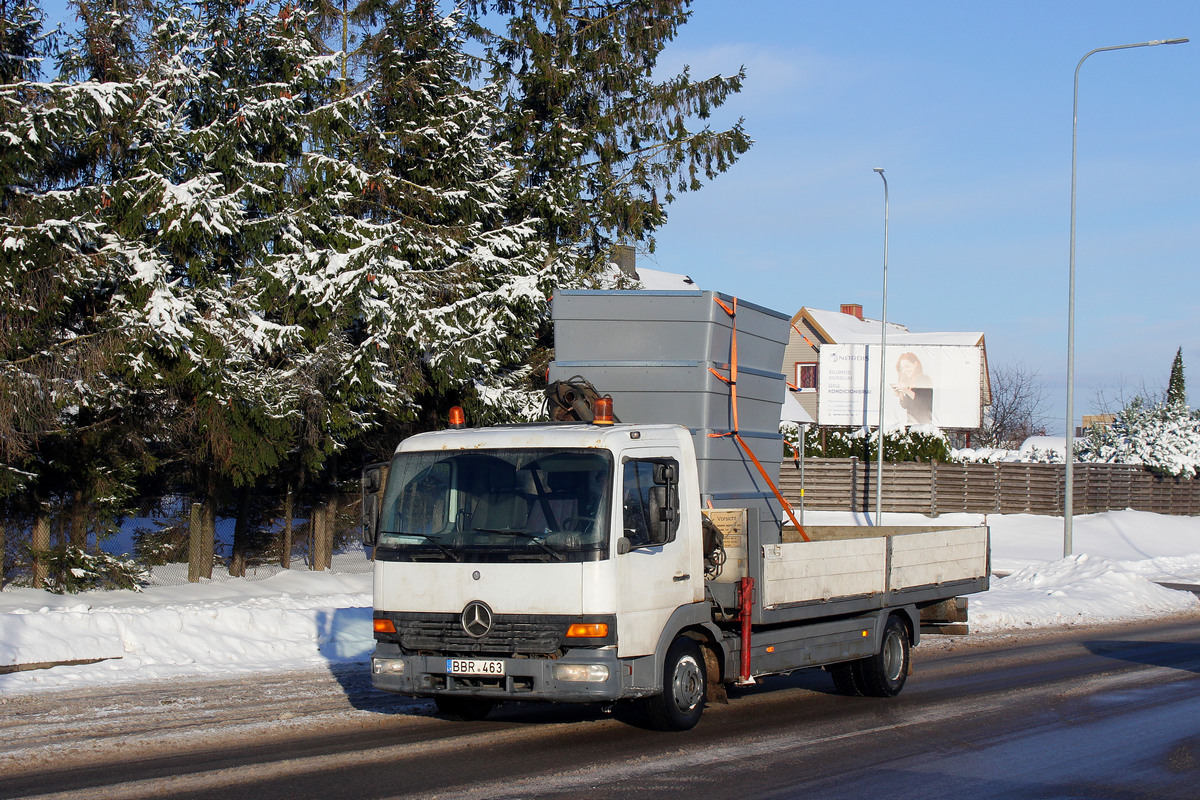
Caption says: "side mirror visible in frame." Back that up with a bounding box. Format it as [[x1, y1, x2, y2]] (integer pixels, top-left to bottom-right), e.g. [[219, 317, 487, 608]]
[[647, 484, 679, 545], [363, 464, 385, 494], [616, 536, 631, 555], [362, 494, 379, 546], [361, 464, 386, 546]]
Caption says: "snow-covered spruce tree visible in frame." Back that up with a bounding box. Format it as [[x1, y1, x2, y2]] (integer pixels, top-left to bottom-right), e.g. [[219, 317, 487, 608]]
[[132, 1, 360, 574], [281, 0, 554, 435], [0, 0, 48, 574], [0, 0, 153, 498], [0, 0, 166, 584], [0, 0, 341, 574], [1167, 347, 1186, 407], [0, 0, 45, 83], [1076, 396, 1200, 478], [463, 0, 750, 267], [0, 0, 55, 498]]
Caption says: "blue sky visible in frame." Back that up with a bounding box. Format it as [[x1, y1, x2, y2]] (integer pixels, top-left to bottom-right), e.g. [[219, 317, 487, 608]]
[[648, 1, 1199, 433], [39, 1, 1199, 433]]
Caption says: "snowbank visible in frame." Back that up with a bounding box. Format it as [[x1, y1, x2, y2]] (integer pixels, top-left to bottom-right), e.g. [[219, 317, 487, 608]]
[[0, 571, 371, 694], [972, 554, 1198, 631]]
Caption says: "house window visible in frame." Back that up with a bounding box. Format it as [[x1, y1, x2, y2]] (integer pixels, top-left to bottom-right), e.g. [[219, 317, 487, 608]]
[[795, 362, 818, 392]]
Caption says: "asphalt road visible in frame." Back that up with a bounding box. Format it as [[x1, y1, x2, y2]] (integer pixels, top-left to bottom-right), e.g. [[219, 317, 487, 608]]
[[3, 616, 1200, 800]]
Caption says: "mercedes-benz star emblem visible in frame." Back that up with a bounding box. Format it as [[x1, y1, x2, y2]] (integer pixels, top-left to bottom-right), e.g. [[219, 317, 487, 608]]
[[461, 601, 493, 638]]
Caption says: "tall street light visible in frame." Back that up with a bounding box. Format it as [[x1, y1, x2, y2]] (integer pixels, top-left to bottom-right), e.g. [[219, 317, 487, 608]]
[[1065, 37, 1188, 557], [874, 167, 888, 527]]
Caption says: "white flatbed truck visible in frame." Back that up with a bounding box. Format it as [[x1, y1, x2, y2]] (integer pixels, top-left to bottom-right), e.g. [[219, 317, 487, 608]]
[[365, 290, 989, 730]]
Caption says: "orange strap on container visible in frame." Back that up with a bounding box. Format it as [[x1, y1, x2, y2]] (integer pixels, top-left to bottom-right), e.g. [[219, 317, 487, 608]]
[[709, 367, 732, 385], [714, 297, 809, 542], [718, 297, 740, 434], [735, 432, 808, 540]]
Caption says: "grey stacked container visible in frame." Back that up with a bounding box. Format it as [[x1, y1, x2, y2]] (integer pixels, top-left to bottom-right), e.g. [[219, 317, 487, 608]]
[[549, 289, 792, 536]]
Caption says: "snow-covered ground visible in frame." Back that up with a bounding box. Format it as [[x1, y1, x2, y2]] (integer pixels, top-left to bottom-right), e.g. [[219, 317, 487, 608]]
[[1, 510, 1198, 696]]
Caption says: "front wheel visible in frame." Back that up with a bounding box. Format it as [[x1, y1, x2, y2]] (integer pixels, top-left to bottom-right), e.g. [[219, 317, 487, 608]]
[[854, 615, 911, 697], [644, 637, 707, 731]]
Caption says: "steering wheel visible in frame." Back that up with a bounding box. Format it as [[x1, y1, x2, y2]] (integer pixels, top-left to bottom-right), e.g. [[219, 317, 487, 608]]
[[562, 516, 597, 533]]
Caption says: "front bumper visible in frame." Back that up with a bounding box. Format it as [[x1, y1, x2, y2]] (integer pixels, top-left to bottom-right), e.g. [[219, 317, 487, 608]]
[[371, 642, 646, 703]]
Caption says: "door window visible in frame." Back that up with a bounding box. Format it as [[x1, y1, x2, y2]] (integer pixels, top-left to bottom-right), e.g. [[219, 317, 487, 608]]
[[622, 458, 679, 548]]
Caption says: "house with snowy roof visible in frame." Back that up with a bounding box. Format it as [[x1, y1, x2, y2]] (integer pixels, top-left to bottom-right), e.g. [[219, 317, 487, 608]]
[[785, 303, 991, 433]]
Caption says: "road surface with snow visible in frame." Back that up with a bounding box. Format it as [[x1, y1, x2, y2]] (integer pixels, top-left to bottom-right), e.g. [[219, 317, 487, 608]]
[[2, 616, 1199, 800]]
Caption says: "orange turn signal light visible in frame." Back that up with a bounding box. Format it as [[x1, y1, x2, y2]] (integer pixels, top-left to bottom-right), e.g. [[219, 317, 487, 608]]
[[373, 618, 396, 634], [448, 406, 466, 429], [565, 623, 608, 638]]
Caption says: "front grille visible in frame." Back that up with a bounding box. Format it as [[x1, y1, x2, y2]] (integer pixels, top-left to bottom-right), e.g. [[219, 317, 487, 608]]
[[392, 613, 564, 655]]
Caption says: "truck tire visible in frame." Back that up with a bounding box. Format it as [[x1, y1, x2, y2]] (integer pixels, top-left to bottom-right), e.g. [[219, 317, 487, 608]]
[[434, 696, 496, 721], [829, 662, 865, 696], [644, 637, 706, 731], [854, 615, 910, 698]]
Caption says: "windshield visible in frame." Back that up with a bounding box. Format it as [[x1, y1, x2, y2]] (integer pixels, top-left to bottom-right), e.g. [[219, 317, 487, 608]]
[[376, 448, 613, 563]]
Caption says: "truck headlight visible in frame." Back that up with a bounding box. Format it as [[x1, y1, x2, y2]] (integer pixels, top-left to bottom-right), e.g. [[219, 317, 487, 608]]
[[553, 663, 609, 682], [373, 658, 405, 676]]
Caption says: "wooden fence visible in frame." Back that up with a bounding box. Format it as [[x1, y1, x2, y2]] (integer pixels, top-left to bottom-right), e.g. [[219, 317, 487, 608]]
[[777, 458, 1200, 517]]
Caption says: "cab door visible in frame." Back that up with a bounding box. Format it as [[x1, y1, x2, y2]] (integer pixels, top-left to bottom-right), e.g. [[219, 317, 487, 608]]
[[615, 450, 700, 657]]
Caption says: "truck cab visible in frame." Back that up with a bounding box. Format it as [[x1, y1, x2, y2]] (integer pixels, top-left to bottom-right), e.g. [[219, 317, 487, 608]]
[[368, 422, 717, 727]]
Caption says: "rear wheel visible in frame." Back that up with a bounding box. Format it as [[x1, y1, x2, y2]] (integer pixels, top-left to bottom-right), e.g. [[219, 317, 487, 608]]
[[854, 615, 911, 697], [434, 696, 496, 721], [644, 637, 706, 731], [829, 662, 865, 696]]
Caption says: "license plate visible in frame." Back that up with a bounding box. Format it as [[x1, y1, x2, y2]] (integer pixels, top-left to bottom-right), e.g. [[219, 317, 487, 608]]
[[446, 658, 505, 676]]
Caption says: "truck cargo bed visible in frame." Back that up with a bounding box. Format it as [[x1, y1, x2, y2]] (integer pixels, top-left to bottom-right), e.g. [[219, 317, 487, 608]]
[[718, 524, 990, 626]]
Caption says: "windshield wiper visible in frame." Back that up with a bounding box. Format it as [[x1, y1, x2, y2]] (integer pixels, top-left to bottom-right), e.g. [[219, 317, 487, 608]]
[[472, 528, 567, 562], [379, 531, 461, 562]]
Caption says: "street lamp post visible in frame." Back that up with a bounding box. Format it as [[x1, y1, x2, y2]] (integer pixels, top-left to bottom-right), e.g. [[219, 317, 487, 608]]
[[1064, 37, 1188, 557], [874, 167, 888, 527]]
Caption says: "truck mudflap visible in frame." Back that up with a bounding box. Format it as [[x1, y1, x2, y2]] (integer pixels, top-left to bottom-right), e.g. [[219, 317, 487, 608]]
[[371, 642, 660, 704]]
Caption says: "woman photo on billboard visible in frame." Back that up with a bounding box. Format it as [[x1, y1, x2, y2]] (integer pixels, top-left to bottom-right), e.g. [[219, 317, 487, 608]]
[[891, 351, 933, 424]]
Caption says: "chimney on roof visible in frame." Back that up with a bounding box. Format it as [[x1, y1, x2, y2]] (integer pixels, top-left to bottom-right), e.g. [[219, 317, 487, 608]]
[[841, 303, 863, 320], [614, 244, 638, 279]]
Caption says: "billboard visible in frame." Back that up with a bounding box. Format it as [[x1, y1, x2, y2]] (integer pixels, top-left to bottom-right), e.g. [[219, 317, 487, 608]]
[[817, 344, 982, 429]]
